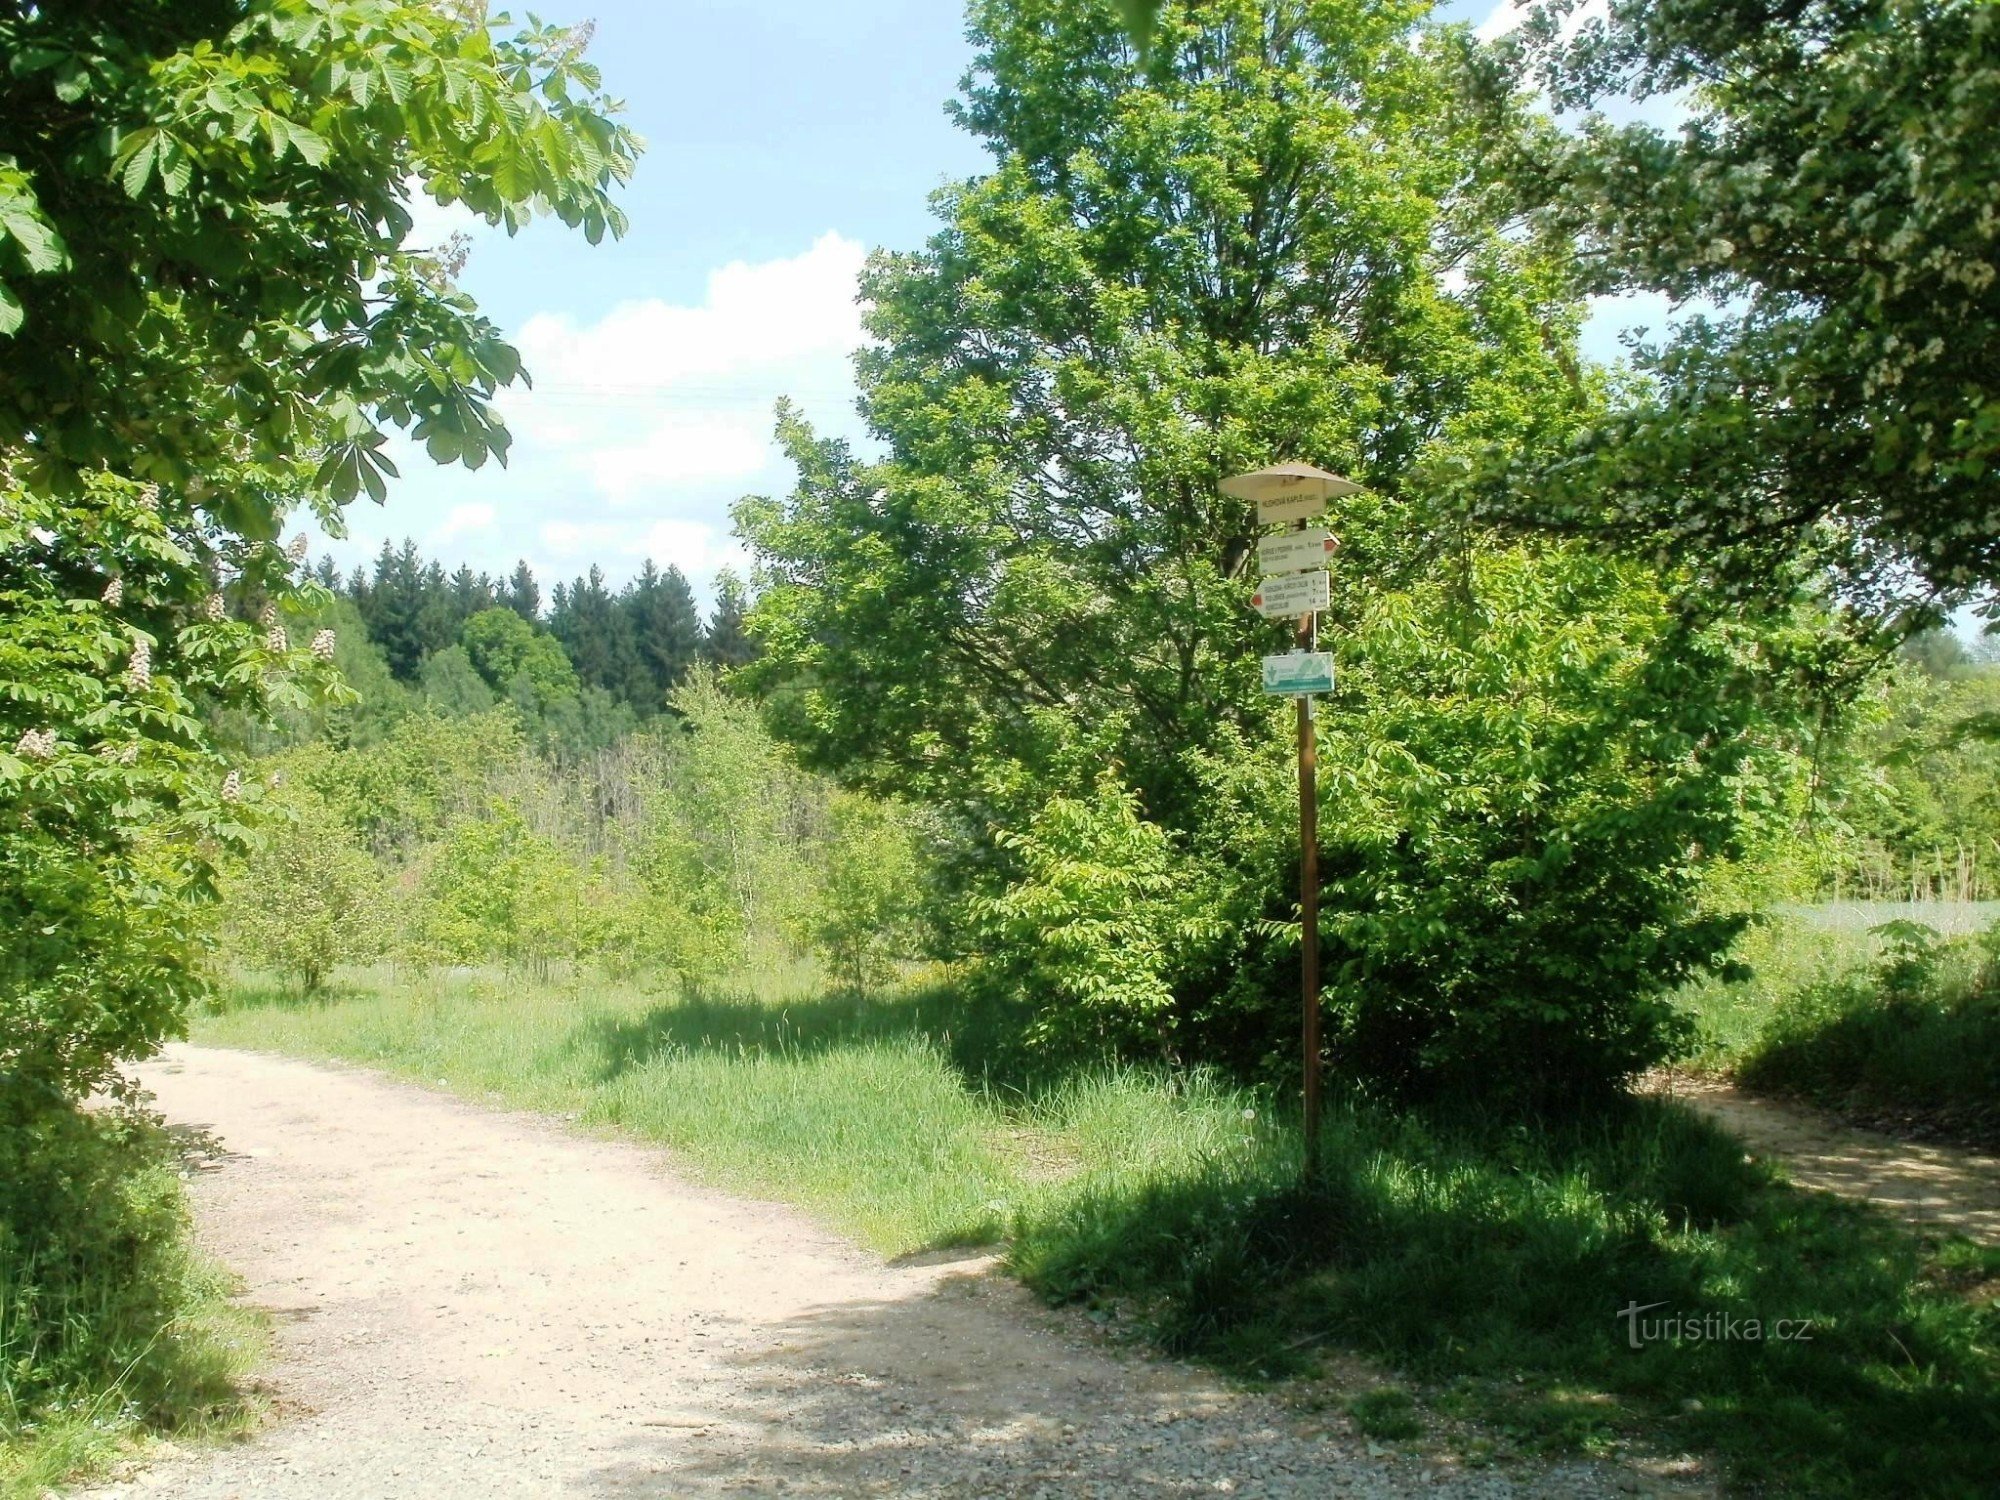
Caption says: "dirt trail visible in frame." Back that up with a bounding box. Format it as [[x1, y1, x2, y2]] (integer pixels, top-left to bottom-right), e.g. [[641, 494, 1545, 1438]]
[[84, 1045, 1660, 1500], [1660, 1077, 2000, 1247]]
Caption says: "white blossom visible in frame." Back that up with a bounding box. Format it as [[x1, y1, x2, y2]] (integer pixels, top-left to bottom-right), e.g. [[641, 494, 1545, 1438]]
[[221, 770, 241, 803], [205, 593, 227, 622], [310, 628, 337, 662], [13, 728, 55, 760], [286, 533, 310, 564], [137, 483, 160, 512], [125, 639, 152, 692], [266, 623, 289, 653], [101, 577, 123, 608]]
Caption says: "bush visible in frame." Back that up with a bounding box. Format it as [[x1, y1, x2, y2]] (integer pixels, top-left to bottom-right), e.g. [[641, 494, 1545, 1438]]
[[974, 777, 1231, 1057], [1302, 548, 1785, 1107], [222, 785, 383, 993], [0, 1103, 250, 1476], [798, 792, 922, 993]]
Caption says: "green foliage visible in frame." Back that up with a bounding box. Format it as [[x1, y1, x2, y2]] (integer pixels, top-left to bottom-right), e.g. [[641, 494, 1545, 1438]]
[[213, 670, 924, 996], [1305, 546, 1800, 1103], [221, 783, 382, 992], [1, 1104, 254, 1489], [461, 604, 545, 691], [408, 808, 631, 978], [1478, 0, 2000, 609], [736, 0, 1813, 1102], [1011, 1093, 2000, 1497], [742, 0, 1592, 829], [1728, 918, 2000, 1144], [1346, 1387, 1423, 1442], [798, 792, 923, 994], [0, 0, 639, 506], [417, 644, 495, 717], [1, 473, 342, 1105], [1810, 656, 2000, 900], [974, 776, 1230, 1056], [3, 5, 634, 1462], [702, 569, 756, 672]]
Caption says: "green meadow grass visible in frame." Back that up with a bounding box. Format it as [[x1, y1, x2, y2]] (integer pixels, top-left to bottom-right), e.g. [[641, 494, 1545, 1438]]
[[199, 963, 2000, 1497]]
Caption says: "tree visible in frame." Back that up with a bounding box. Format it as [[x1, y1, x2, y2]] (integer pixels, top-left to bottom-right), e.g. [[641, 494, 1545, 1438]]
[[419, 644, 496, 716], [0, 0, 639, 511], [703, 567, 756, 672], [223, 783, 382, 993], [625, 559, 703, 708], [461, 605, 579, 705], [505, 559, 541, 622], [738, 0, 1589, 832], [737, 0, 1811, 1097], [1471, 0, 2000, 617], [549, 564, 634, 692], [1, 0, 637, 1108]]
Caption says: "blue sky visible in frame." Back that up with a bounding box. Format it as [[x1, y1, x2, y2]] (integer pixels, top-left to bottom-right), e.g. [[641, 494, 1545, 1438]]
[[320, 0, 1657, 601]]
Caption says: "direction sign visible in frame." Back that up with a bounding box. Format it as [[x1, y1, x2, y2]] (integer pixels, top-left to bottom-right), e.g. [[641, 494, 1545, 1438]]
[[1249, 569, 1329, 618], [1257, 528, 1337, 576], [1263, 652, 1335, 697], [1257, 491, 1328, 526]]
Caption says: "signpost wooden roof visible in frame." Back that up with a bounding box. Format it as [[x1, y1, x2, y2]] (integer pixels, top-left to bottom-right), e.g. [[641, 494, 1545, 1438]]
[[1218, 462, 1364, 505]]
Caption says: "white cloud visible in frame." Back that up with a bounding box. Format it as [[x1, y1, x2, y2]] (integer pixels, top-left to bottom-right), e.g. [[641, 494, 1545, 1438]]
[[586, 414, 773, 502], [624, 519, 751, 579], [398, 177, 489, 256], [300, 232, 872, 606], [436, 502, 496, 541]]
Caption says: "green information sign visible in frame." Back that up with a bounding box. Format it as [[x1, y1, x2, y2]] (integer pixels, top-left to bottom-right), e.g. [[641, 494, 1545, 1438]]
[[1262, 651, 1335, 697]]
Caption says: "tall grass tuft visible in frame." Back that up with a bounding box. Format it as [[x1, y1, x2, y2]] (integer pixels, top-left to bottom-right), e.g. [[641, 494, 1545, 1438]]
[[1011, 1095, 2000, 1497], [0, 1105, 259, 1498]]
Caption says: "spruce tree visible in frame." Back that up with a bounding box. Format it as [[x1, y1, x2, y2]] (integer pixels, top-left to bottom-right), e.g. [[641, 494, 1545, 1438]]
[[506, 560, 541, 621], [704, 569, 757, 671]]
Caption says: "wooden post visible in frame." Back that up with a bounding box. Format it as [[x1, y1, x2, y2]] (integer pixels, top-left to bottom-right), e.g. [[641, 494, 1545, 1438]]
[[1297, 609, 1320, 1175]]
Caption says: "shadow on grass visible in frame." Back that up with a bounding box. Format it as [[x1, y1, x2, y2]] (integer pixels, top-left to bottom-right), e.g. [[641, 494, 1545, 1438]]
[[1008, 1092, 2000, 1498], [208, 973, 380, 1017], [582, 976, 1080, 1099], [1739, 979, 2000, 1148]]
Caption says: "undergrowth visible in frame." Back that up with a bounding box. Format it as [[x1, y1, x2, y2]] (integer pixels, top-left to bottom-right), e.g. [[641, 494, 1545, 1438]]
[[0, 1103, 259, 1499]]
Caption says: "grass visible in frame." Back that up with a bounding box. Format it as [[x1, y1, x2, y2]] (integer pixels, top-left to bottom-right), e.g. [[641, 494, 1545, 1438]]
[[1678, 904, 2000, 1144], [0, 1108, 262, 1500], [201, 964, 1256, 1254], [200, 962, 2000, 1497]]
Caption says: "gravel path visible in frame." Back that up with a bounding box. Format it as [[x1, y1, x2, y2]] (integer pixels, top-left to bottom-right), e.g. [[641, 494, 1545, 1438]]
[[79, 1045, 1686, 1499], [1661, 1076, 2000, 1247]]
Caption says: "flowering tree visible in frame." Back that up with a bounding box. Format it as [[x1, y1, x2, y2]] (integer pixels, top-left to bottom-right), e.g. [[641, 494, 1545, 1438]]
[[1470, 0, 2000, 616], [0, 0, 638, 1106]]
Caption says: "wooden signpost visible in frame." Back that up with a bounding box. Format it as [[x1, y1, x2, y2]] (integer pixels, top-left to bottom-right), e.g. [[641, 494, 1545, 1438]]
[[1221, 462, 1362, 1174]]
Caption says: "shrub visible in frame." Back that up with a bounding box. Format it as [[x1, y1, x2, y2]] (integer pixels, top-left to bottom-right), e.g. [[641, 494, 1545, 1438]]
[[0, 1103, 247, 1452], [1304, 548, 1786, 1107], [222, 786, 383, 993], [799, 792, 922, 993], [974, 777, 1231, 1058]]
